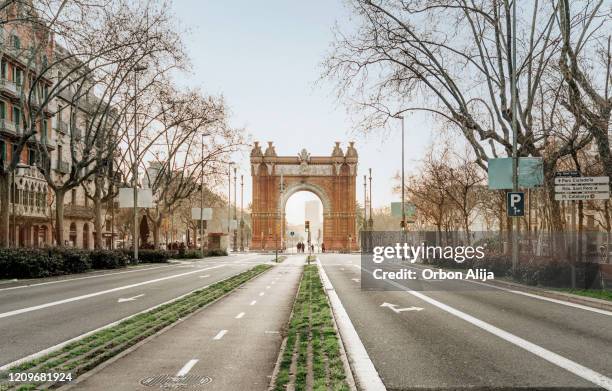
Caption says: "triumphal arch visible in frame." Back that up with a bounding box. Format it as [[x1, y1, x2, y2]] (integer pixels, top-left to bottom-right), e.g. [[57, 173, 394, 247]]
[[250, 141, 358, 252]]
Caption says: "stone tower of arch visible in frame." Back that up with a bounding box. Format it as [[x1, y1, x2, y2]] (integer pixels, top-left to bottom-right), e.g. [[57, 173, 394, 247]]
[[250, 141, 358, 252]]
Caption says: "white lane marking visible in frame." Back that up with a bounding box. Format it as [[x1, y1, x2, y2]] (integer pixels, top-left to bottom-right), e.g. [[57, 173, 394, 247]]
[[357, 265, 612, 390], [0, 264, 176, 292], [351, 278, 360, 283], [259, 292, 265, 296], [199, 275, 210, 279], [176, 359, 198, 377], [470, 279, 612, 317], [317, 260, 386, 391], [250, 300, 257, 306], [213, 330, 227, 340], [380, 302, 423, 313], [235, 312, 245, 319], [265, 330, 280, 334], [271, 281, 276, 285], [266, 285, 271, 289], [0, 270, 245, 371], [406, 264, 612, 317], [0, 265, 225, 320], [117, 294, 145, 303]]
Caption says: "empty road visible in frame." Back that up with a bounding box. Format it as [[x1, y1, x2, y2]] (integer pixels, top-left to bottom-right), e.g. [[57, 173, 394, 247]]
[[320, 253, 612, 391], [0, 253, 273, 367]]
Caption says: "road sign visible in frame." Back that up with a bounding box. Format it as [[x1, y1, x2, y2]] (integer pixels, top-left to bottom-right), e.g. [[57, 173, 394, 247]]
[[555, 184, 609, 193], [118, 188, 154, 208], [555, 170, 580, 177], [555, 193, 610, 201], [553, 176, 610, 201], [391, 202, 416, 218], [507, 192, 525, 217], [191, 208, 212, 220], [554, 176, 609, 185], [488, 157, 544, 189], [290, 231, 295, 237]]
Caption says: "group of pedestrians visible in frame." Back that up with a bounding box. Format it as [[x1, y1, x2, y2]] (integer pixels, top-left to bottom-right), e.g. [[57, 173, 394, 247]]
[[296, 242, 315, 253]]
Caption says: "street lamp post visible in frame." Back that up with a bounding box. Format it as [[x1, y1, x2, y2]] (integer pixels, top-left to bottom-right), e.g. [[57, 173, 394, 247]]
[[240, 174, 244, 251], [399, 115, 406, 231], [227, 161, 234, 251], [200, 133, 205, 259], [509, 0, 519, 273], [368, 168, 373, 229], [132, 64, 147, 262], [233, 167, 237, 252]]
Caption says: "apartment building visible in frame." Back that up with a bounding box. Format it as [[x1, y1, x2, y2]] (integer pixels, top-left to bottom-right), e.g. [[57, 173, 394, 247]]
[[0, 8, 115, 249]]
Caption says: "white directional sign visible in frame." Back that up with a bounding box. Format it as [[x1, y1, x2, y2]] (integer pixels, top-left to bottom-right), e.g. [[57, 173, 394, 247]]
[[191, 208, 213, 220], [555, 193, 610, 201], [118, 188, 154, 208], [554, 176, 610, 201], [554, 176, 609, 185]]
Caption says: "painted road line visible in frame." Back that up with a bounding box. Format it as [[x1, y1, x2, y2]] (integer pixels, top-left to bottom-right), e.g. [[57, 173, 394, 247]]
[[235, 312, 245, 319], [250, 300, 257, 306], [199, 275, 210, 278], [213, 330, 228, 340], [259, 292, 265, 297], [357, 265, 612, 391], [317, 260, 386, 391], [0, 270, 243, 371], [0, 265, 225, 320], [0, 264, 177, 292], [176, 359, 198, 377], [266, 285, 271, 289], [405, 264, 612, 317]]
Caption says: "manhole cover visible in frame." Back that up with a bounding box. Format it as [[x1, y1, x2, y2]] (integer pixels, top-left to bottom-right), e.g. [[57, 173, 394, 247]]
[[140, 374, 212, 389]]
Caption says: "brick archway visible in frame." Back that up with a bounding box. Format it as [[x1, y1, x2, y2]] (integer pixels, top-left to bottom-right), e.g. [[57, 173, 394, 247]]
[[250, 141, 358, 252]]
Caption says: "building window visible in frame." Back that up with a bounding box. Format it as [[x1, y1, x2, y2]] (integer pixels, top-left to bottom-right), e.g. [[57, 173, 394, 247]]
[[105, 220, 111, 231], [10, 34, 20, 49], [0, 140, 6, 165], [28, 148, 36, 166], [13, 107, 20, 126], [71, 189, 77, 205], [0, 100, 5, 119], [0, 60, 6, 79]]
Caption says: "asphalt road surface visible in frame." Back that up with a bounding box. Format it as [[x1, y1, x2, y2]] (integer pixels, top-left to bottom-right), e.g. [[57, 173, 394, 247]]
[[69, 255, 304, 391], [319, 253, 612, 391], [0, 253, 273, 367]]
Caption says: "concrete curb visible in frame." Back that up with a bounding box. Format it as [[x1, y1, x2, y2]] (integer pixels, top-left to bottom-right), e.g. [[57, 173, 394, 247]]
[[487, 278, 612, 312], [316, 258, 386, 391]]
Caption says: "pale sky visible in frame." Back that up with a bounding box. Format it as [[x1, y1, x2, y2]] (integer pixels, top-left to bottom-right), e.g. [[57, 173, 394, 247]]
[[170, 1, 436, 222]]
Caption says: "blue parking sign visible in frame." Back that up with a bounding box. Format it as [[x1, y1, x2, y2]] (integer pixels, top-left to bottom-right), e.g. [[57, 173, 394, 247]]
[[507, 192, 525, 217]]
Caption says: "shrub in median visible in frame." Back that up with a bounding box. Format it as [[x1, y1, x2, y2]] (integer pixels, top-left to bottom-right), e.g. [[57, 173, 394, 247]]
[[89, 250, 129, 269], [122, 249, 170, 264], [51, 248, 92, 274]]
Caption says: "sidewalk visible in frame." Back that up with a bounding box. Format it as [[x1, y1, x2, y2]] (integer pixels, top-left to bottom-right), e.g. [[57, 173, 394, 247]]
[[65, 256, 304, 391]]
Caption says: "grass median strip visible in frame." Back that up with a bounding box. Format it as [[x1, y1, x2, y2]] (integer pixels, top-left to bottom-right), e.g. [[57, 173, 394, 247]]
[[0, 264, 271, 391], [272, 264, 349, 391]]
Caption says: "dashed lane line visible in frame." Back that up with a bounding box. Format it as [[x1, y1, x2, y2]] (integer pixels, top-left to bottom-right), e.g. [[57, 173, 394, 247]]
[[213, 330, 227, 340], [176, 359, 198, 377], [235, 312, 245, 319]]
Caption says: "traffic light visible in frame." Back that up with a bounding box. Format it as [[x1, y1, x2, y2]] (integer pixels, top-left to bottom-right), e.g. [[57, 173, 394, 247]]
[[305, 220, 310, 232]]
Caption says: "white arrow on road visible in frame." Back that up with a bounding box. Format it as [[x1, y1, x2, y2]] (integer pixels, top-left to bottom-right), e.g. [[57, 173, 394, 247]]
[[380, 302, 423, 313], [117, 294, 145, 303]]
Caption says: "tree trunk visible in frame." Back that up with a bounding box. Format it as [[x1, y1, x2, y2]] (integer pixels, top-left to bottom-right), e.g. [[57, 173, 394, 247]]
[[55, 189, 65, 246], [153, 218, 161, 249], [0, 174, 9, 247], [93, 197, 103, 249]]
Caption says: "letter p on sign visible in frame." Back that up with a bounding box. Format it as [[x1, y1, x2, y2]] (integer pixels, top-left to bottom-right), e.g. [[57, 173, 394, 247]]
[[507, 192, 525, 217]]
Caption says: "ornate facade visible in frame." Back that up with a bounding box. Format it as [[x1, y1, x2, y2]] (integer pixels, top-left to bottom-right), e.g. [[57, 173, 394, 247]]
[[250, 141, 358, 252]]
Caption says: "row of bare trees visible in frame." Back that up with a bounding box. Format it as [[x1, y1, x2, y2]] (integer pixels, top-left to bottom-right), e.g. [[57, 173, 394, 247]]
[[0, 0, 243, 248], [323, 0, 611, 232]]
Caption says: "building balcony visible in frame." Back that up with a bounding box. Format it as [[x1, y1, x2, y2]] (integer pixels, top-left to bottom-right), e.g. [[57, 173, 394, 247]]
[[0, 78, 20, 97], [56, 160, 70, 174], [0, 119, 23, 136], [64, 203, 94, 219], [55, 120, 69, 134], [15, 164, 47, 182], [10, 203, 48, 220]]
